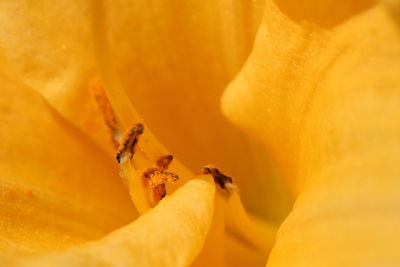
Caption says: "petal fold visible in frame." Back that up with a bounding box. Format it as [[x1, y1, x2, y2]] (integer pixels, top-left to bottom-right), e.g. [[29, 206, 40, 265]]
[[1, 177, 215, 267], [0, 0, 114, 154], [222, 0, 400, 265], [0, 72, 135, 251]]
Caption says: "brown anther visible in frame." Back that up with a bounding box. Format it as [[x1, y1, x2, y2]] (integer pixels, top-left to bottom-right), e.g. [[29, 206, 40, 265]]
[[116, 123, 144, 163], [153, 184, 166, 204], [202, 165, 234, 190], [142, 155, 179, 205], [91, 80, 120, 149], [141, 167, 159, 186], [156, 154, 173, 170], [142, 169, 179, 187]]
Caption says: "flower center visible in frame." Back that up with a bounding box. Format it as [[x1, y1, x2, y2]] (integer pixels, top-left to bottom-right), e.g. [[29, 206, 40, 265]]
[[90, 0, 277, 253]]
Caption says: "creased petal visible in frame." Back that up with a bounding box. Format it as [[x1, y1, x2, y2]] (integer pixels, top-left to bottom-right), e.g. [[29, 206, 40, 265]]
[[192, 192, 226, 267], [0, 71, 135, 251], [225, 235, 267, 267], [222, 0, 400, 265], [0, 0, 115, 154], [1, 177, 215, 267]]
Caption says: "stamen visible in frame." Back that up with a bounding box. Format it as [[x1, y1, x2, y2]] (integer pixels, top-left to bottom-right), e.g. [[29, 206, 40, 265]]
[[202, 165, 275, 253], [142, 155, 179, 204], [156, 154, 173, 170], [116, 123, 144, 163], [142, 169, 179, 187], [119, 157, 151, 214], [116, 124, 150, 214], [152, 184, 166, 205], [90, 80, 121, 149], [202, 165, 235, 190]]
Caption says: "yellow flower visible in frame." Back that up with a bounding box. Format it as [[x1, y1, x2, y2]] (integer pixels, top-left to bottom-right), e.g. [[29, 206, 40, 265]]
[[0, 0, 399, 266]]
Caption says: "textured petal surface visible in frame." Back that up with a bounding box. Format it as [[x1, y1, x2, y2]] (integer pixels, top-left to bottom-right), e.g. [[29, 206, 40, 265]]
[[0, 71, 135, 251], [222, 0, 400, 265], [0, 177, 215, 267], [0, 1, 117, 154]]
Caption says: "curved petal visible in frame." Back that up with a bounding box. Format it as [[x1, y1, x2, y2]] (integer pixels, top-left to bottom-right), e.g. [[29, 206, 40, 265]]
[[225, 235, 267, 267], [0, 0, 115, 154], [222, 0, 400, 265], [1, 177, 215, 267], [192, 192, 226, 267], [0, 71, 135, 251]]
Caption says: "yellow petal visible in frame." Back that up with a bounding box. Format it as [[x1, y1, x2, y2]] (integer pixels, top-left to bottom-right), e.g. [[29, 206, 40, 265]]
[[222, 0, 400, 265], [192, 192, 226, 267], [225, 235, 267, 267], [0, 1, 116, 154], [225, 191, 277, 253], [0, 71, 135, 251], [1, 177, 215, 267]]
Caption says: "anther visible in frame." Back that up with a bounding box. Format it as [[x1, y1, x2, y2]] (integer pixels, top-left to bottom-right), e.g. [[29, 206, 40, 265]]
[[142, 169, 179, 187], [156, 154, 173, 170], [153, 184, 166, 205], [202, 165, 234, 190], [91, 80, 121, 149], [116, 123, 144, 163], [142, 155, 179, 204]]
